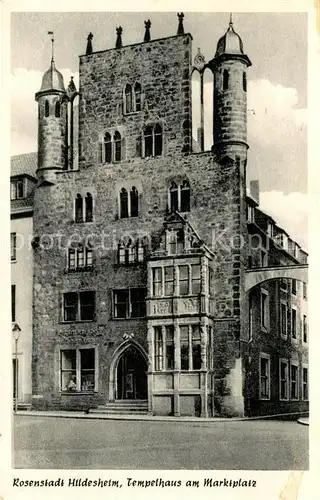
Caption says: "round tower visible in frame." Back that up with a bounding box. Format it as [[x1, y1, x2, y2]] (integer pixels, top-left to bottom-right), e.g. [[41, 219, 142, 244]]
[[35, 53, 68, 182], [211, 17, 251, 161]]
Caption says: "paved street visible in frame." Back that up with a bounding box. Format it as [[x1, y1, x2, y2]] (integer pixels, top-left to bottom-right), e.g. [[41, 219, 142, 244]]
[[13, 415, 308, 470]]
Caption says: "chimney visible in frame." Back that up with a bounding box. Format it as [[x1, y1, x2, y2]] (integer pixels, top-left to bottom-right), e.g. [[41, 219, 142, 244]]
[[250, 180, 260, 205]]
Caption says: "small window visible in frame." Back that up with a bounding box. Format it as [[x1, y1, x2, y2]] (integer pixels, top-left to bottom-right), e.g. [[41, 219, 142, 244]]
[[117, 239, 145, 265], [242, 72, 247, 92], [165, 326, 174, 370], [302, 367, 308, 400], [179, 324, 201, 371], [164, 266, 174, 296], [303, 315, 307, 343], [169, 182, 179, 213], [11, 180, 24, 200], [303, 282, 307, 299], [130, 187, 139, 217], [144, 126, 153, 157], [291, 279, 297, 295], [168, 228, 184, 255], [260, 250, 268, 267], [85, 193, 93, 222], [75, 194, 83, 223], [280, 301, 287, 338], [45, 100, 50, 117], [11, 232, 17, 261], [113, 289, 146, 319], [120, 188, 128, 219], [134, 83, 141, 111], [154, 326, 163, 371], [279, 359, 289, 400], [191, 325, 201, 370], [180, 325, 189, 370], [291, 308, 297, 339], [63, 291, 95, 322], [290, 363, 299, 399], [153, 268, 162, 297], [68, 245, 93, 271], [104, 133, 112, 163], [223, 69, 229, 90], [191, 264, 201, 294], [179, 265, 189, 296], [260, 354, 270, 399], [60, 348, 96, 392], [180, 180, 190, 212], [125, 84, 133, 113], [154, 124, 163, 156], [114, 131, 122, 162], [55, 101, 61, 118], [261, 289, 269, 330]]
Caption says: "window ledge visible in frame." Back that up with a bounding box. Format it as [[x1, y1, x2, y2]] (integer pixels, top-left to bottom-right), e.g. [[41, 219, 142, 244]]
[[11, 260, 17, 264], [73, 221, 95, 225], [279, 398, 289, 402], [65, 266, 94, 274], [111, 316, 146, 321], [280, 335, 288, 340], [259, 397, 271, 401], [123, 111, 140, 116], [60, 391, 97, 395], [60, 320, 96, 324]]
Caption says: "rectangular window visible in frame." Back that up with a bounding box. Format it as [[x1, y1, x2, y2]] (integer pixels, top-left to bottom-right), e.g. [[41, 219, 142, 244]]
[[63, 291, 95, 322], [180, 325, 189, 370], [191, 325, 201, 370], [11, 285, 16, 322], [291, 279, 297, 295], [280, 302, 287, 338], [280, 279, 288, 291], [11, 233, 17, 261], [164, 266, 174, 296], [11, 179, 24, 200], [191, 264, 201, 294], [68, 247, 93, 270], [290, 363, 299, 399], [303, 282, 307, 300], [60, 348, 96, 392], [154, 326, 163, 371], [291, 308, 297, 340], [113, 289, 146, 319], [247, 205, 255, 223], [179, 265, 189, 296], [260, 354, 270, 399], [260, 250, 268, 267], [302, 367, 308, 400], [261, 289, 269, 330], [303, 315, 307, 343], [130, 288, 146, 318], [165, 326, 174, 370], [152, 268, 162, 297], [279, 359, 289, 400]]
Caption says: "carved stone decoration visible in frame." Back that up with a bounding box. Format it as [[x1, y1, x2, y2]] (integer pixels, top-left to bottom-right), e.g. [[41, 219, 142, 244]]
[[193, 47, 206, 72], [152, 300, 172, 315], [180, 297, 197, 313], [123, 332, 134, 341]]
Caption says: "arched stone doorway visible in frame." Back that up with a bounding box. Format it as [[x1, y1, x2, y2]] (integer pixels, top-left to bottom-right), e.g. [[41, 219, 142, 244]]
[[110, 343, 148, 401]]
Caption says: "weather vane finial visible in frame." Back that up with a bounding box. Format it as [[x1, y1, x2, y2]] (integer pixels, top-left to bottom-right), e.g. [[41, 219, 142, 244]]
[[48, 31, 55, 62]]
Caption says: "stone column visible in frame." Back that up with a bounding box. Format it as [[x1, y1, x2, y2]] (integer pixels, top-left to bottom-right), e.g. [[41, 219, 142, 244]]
[[147, 323, 154, 413], [173, 320, 180, 416]]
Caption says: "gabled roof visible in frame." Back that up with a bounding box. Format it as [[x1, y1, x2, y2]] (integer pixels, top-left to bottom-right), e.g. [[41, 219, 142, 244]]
[[11, 152, 37, 178]]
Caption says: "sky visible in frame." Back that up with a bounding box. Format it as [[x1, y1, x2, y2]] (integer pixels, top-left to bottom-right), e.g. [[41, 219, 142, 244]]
[[10, 11, 308, 249]]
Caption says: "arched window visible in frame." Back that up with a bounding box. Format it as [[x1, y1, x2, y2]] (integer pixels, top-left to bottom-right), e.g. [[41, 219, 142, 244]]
[[45, 100, 50, 117], [243, 72, 247, 92], [130, 186, 139, 217], [154, 124, 163, 156], [120, 188, 128, 218], [144, 126, 153, 157], [118, 240, 126, 264], [134, 83, 141, 111], [125, 84, 133, 113], [223, 69, 229, 90], [169, 182, 179, 213], [180, 180, 190, 212], [127, 240, 136, 264], [114, 131, 122, 162], [85, 193, 93, 222], [75, 194, 83, 223], [55, 101, 61, 118], [68, 244, 93, 270], [104, 132, 112, 163]]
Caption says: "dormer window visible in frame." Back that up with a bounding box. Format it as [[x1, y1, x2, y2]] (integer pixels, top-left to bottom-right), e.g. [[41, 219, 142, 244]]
[[167, 228, 185, 255], [11, 179, 24, 200]]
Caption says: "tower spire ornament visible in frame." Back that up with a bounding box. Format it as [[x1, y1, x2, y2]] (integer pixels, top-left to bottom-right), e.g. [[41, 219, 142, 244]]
[[177, 13, 184, 35], [48, 31, 55, 62], [86, 32, 93, 55], [116, 26, 123, 48], [144, 19, 151, 42], [229, 12, 233, 26]]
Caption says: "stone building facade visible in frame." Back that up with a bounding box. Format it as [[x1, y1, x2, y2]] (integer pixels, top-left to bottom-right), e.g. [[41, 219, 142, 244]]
[[30, 16, 308, 417]]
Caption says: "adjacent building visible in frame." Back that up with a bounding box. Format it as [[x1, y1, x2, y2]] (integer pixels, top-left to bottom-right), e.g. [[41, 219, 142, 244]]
[[15, 15, 307, 417]]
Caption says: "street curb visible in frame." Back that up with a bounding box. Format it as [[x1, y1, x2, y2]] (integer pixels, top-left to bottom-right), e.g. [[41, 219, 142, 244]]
[[14, 410, 309, 424]]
